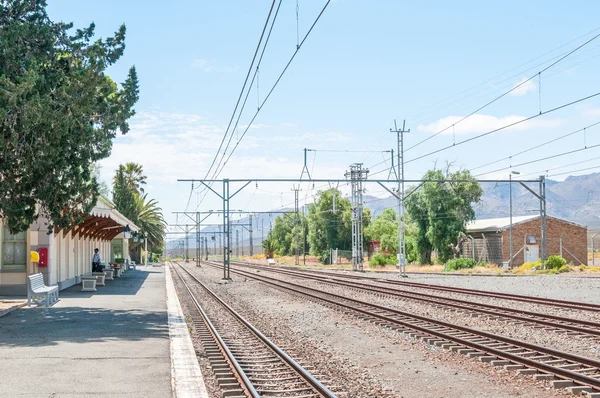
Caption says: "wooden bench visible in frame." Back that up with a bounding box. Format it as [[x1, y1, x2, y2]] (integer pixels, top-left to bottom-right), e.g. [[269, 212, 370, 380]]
[[81, 274, 98, 291], [27, 273, 59, 307]]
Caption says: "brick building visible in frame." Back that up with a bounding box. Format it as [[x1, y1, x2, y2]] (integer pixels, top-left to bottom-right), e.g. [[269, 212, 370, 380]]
[[462, 215, 587, 266]]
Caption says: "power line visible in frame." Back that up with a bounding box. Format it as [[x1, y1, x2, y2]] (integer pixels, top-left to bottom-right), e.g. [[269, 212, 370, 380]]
[[519, 155, 600, 178], [213, 0, 332, 179], [188, 0, 278, 211], [406, 31, 600, 153], [208, 0, 284, 190], [471, 121, 600, 172], [405, 90, 600, 166], [475, 142, 600, 177], [547, 164, 600, 178]]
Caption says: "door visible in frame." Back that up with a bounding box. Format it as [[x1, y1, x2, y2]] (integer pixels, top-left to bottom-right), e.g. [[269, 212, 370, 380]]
[[525, 245, 539, 263]]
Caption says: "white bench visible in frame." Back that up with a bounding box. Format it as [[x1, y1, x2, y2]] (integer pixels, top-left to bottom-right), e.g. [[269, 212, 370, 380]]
[[103, 269, 114, 281], [92, 272, 106, 286], [27, 273, 59, 307], [81, 274, 98, 291]]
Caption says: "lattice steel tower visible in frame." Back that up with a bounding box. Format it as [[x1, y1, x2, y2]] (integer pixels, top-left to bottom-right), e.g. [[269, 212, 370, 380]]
[[345, 163, 369, 271]]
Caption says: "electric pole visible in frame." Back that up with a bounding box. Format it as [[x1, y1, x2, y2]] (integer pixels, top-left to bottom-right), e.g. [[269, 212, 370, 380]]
[[391, 119, 410, 277], [292, 185, 302, 265]]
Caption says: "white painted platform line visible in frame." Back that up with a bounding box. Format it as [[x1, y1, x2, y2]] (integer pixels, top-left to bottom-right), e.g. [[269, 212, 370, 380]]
[[165, 265, 209, 398]]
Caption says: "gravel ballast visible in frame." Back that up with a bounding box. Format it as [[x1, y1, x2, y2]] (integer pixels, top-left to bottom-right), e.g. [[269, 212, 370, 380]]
[[183, 263, 573, 398]]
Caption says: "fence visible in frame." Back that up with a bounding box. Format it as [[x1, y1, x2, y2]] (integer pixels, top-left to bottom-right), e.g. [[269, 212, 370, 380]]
[[461, 235, 502, 264]]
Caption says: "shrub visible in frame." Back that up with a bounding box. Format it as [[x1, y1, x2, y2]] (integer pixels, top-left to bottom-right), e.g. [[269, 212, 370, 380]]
[[579, 264, 587, 272], [545, 255, 566, 270], [444, 257, 481, 272], [558, 264, 569, 273], [370, 253, 396, 267], [114, 257, 125, 264], [512, 259, 542, 274]]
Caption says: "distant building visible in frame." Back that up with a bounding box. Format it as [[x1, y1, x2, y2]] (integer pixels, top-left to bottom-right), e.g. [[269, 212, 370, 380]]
[[463, 215, 587, 266], [0, 196, 138, 295]]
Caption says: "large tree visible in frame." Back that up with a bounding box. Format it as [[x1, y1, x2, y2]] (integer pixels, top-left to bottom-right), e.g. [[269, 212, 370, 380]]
[[114, 162, 147, 194], [405, 169, 483, 264], [307, 189, 371, 262], [0, 0, 139, 233], [269, 212, 305, 256]]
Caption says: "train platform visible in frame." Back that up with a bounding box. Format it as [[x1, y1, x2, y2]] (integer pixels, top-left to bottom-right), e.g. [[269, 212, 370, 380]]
[[0, 265, 208, 397]]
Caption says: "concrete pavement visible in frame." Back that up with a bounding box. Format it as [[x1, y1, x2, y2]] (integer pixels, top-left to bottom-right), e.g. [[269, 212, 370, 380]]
[[0, 266, 187, 397]]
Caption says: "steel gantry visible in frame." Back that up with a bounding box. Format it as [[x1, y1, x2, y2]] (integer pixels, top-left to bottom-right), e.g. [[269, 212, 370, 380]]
[[179, 176, 547, 279]]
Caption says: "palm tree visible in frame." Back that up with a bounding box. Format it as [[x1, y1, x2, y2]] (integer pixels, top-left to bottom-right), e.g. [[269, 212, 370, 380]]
[[114, 163, 147, 194], [129, 193, 166, 261]]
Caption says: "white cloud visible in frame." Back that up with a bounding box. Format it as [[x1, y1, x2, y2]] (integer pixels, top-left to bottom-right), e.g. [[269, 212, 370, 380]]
[[417, 114, 564, 135], [510, 77, 537, 96], [191, 58, 236, 72]]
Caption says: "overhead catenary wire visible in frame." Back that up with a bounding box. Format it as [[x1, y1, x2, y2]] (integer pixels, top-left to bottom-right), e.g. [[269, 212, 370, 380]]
[[213, 0, 332, 179], [404, 91, 600, 166], [474, 142, 600, 177], [405, 31, 600, 153], [470, 121, 600, 172], [189, 0, 279, 211]]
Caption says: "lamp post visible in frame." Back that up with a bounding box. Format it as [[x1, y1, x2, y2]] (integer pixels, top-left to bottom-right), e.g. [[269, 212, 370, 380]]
[[509, 171, 520, 267]]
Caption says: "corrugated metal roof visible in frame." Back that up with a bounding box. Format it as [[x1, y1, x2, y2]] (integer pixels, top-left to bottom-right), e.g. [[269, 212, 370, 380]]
[[466, 215, 587, 233], [466, 215, 538, 232]]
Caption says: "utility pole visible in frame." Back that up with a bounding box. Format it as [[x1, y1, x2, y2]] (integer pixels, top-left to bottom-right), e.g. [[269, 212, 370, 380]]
[[261, 219, 265, 254], [196, 212, 200, 267], [236, 229, 239, 257], [292, 185, 302, 265], [509, 170, 520, 268], [540, 175, 547, 265], [204, 237, 208, 260], [241, 227, 244, 257], [345, 163, 368, 271], [390, 119, 410, 277], [249, 213, 254, 257]]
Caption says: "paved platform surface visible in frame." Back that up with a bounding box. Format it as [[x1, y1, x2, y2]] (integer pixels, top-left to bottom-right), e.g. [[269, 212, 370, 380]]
[[0, 266, 174, 397]]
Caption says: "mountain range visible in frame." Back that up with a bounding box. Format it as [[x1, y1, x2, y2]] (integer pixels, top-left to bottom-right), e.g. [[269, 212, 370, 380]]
[[167, 172, 600, 249]]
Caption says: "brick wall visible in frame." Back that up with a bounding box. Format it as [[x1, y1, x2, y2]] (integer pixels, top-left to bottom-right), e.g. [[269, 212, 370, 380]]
[[500, 217, 587, 266]]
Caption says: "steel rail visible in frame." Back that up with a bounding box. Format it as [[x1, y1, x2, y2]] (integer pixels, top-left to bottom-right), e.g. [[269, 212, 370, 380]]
[[248, 262, 600, 312], [170, 262, 259, 398], [207, 261, 600, 391], [175, 262, 338, 398], [229, 261, 600, 336]]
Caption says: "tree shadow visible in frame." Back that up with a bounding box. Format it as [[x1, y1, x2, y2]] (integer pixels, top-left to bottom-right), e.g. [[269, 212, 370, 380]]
[[0, 306, 168, 347]]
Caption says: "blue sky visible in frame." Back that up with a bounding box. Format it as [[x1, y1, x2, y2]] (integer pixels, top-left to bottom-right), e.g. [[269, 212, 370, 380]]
[[47, 1, 600, 230]]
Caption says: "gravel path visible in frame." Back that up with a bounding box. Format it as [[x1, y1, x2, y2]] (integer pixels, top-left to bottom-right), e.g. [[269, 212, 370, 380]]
[[186, 263, 570, 398]]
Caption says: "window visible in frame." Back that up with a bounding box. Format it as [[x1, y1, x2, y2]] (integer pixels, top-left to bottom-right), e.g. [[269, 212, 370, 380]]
[[2, 226, 27, 271]]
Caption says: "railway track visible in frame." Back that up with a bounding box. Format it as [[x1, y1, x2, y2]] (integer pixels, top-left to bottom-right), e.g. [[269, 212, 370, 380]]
[[170, 262, 339, 398], [271, 264, 600, 313], [227, 260, 600, 340], [205, 260, 600, 395]]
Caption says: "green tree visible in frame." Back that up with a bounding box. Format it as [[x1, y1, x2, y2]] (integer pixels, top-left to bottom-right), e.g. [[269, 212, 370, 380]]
[[112, 167, 136, 221], [0, 0, 139, 233], [114, 162, 147, 194], [307, 189, 371, 262], [269, 212, 306, 256], [365, 208, 398, 254], [405, 169, 483, 264], [130, 193, 166, 254]]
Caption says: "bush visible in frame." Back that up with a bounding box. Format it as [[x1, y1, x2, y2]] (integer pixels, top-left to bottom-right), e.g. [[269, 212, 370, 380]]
[[114, 257, 125, 264], [512, 259, 542, 274], [545, 255, 566, 270], [558, 264, 569, 273], [370, 253, 396, 267], [444, 258, 481, 272]]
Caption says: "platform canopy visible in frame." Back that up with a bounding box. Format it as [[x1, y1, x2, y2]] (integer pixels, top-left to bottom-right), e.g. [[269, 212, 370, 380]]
[[56, 196, 139, 241]]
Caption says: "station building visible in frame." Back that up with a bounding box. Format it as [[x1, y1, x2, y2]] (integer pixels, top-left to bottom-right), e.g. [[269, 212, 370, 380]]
[[0, 196, 138, 295], [463, 215, 587, 266]]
